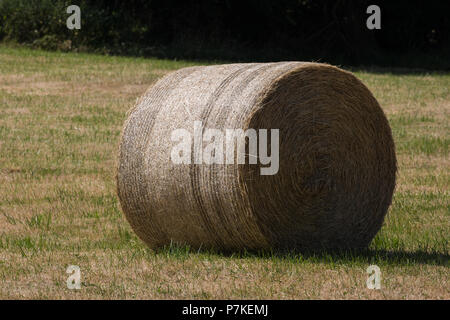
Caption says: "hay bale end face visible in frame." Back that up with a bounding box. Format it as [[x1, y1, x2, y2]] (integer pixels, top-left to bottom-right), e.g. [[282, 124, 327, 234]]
[[117, 62, 397, 251]]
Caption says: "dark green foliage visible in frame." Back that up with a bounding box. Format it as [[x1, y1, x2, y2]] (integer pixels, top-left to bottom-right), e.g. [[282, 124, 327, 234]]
[[0, 0, 448, 68]]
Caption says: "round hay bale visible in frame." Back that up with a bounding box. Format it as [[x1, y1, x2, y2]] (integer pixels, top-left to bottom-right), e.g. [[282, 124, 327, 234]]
[[117, 62, 397, 251]]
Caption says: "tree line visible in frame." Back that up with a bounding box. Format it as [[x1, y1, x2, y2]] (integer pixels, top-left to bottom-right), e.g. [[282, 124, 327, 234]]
[[0, 0, 448, 69]]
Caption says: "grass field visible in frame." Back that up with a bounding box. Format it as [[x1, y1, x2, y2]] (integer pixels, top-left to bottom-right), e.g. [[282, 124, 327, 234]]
[[0, 45, 448, 299]]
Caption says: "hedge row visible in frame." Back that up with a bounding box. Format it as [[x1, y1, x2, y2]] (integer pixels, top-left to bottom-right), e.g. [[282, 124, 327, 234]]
[[0, 0, 448, 68]]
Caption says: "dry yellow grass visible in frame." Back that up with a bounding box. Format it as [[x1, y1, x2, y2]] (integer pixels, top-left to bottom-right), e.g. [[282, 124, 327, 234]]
[[0, 46, 448, 299]]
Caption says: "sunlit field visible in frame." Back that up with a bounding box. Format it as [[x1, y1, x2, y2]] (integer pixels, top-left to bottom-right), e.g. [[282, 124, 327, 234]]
[[0, 46, 448, 299]]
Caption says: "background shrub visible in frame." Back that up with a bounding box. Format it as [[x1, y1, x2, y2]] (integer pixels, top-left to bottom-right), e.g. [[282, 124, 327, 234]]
[[0, 0, 448, 68]]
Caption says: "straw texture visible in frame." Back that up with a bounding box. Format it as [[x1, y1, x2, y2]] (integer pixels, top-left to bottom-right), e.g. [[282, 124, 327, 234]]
[[117, 62, 397, 251]]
